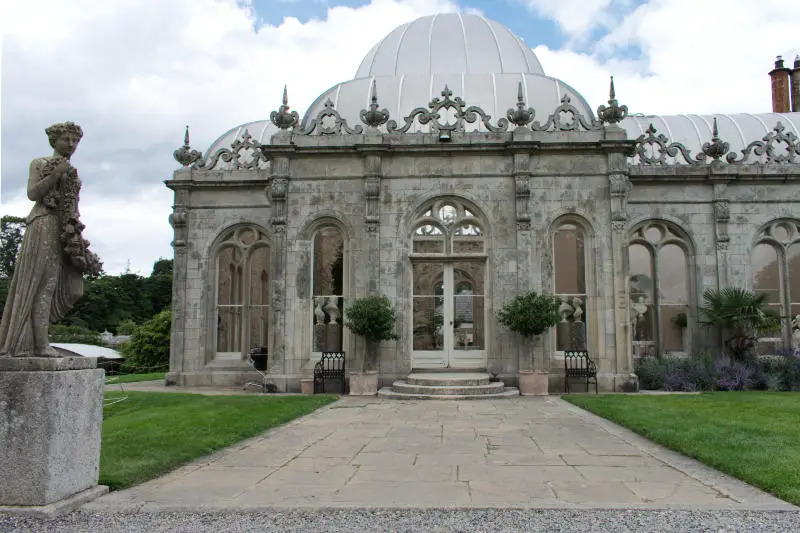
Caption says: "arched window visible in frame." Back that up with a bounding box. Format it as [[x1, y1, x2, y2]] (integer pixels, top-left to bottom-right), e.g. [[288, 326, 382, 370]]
[[553, 222, 588, 351], [628, 222, 691, 357], [751, 220, 800, 344], [412, 200, 484, 255], [312, 226, 345, 354], [215, 226, 270, 357]]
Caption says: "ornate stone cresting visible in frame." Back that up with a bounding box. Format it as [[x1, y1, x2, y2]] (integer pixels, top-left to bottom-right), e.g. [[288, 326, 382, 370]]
[[597, 76, 628, 125], [727, 121, 800, 164], [387, 85, 509, 135], [173, 125, 203, 167], [507, 82, 535, 128], [195, 129, 270, 171], [360, 80, 390, 130], [270, 85, 299, 131], [633, 120, 800, 166], [532, 94, 602, 132], [302, 99, 363, 135]]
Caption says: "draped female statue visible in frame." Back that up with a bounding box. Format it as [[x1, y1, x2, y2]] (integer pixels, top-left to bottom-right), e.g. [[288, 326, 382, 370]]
[[0, 122, 99, 357]]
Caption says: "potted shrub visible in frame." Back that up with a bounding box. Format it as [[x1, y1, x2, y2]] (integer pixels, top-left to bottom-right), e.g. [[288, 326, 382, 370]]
[[497, 291, 560, 395], [344, 294, 399, 395]]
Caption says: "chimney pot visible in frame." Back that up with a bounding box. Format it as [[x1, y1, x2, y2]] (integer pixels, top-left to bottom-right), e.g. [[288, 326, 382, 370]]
[[770, 55, 792, 112], [775, 55, 785, 69]]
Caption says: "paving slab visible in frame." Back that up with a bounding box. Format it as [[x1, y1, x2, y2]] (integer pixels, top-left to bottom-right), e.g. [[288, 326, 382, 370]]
[[84, 396, 797, 512]]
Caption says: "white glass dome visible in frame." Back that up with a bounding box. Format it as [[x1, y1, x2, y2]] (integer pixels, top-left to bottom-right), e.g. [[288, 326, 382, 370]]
[[355, 13, 544, 78]]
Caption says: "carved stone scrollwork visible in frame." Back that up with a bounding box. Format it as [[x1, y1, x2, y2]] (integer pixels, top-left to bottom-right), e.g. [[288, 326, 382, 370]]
[[360, 80, 390, 130], [364, 175, 381, 231], [727, 121, 800, 164], [714, 198, 730, 250], [609, 174, 632, 231], [173, 125, 203, 167], [194, 129, 270, 171], [633, 124, 699, 166], [270, 85, 299, 130], [701, 117, 729, 161], [507, 82, 535, 128], [302, 99, 363, 135], [515, 176, 531, 229], [611, 220, 627, 233], [516, 221, 532, 231], [269, 176, 288, 230], [387, 85, 509, 134], [532, 94, 602, 132], [597, 76, 628, 125]]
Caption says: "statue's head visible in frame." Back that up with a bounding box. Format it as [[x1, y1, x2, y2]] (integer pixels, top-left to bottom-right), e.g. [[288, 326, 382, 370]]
[[46, 121, 84, 157]]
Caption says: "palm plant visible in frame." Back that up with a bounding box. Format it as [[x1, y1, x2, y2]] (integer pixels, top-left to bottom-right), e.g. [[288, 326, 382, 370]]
[[699, 287, 782, 361]]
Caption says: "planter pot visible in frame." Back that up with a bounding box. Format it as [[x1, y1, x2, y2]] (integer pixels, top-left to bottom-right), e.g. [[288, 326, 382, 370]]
[[518, 370, 548, 396], [300, 378, 314, 395], [349, 371, 378, 396]]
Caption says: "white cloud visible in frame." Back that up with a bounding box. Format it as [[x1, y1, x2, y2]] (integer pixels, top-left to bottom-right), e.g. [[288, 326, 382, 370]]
[[1, 0, 455, 274]]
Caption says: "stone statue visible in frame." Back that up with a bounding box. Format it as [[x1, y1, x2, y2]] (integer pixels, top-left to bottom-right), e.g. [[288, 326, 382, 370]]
[[0, 122, 99, 357], [571, 297, 584, 323], [558, 300, 573, 322], [792, 314, 800, 347], [314, 297, 326, 325], [631, 296, 648, 341]]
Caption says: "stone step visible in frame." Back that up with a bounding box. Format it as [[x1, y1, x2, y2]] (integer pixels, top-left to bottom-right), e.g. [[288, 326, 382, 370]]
[[406, 372, 491, 387], [391, 380, 506, 396], [377, 387, 520, 400]]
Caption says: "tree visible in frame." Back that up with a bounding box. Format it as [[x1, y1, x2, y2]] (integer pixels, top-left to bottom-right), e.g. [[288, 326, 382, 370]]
[[699, 287, 782, 361], [0, 215, 26, 279], [145, 258, 173, 313], [120, 309, 172, 373], [497, 291, 560, 370]]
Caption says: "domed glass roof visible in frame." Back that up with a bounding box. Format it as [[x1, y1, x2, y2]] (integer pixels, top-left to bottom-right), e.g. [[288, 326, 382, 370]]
[[355, 13, 544, 78]]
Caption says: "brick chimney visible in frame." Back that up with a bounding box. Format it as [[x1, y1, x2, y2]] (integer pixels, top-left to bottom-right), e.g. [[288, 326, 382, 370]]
[[769, 56, 791, 112], [792, 55, 800, 112]]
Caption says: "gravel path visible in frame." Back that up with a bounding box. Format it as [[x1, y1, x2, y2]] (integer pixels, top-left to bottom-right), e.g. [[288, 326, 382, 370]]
[[3, 509, 800, 532]]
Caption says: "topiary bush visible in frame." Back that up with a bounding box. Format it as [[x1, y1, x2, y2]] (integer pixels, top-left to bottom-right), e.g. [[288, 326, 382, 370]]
[[344, 295, 399, 372], [497, 291, 560, 338], [120, 309, 172, 373]]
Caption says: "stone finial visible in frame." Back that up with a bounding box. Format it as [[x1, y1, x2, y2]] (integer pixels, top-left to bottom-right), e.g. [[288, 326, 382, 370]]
[[173, 125, 203, 166], [506, 82, 535, 128], [597, 75, 628, 125], [270, 85, 299, 130], [701, 117, 730, 160], [359, 79, 390, 129]]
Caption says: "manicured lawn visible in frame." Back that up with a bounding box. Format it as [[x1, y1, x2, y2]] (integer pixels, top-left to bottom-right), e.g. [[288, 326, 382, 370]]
[[101, 392, 338, 490], [563, 392, 800, 505], [105, 372, 166, 384]]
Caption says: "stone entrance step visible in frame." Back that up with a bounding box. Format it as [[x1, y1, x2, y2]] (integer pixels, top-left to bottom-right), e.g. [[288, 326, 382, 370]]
[[377, 372, 520, 400]]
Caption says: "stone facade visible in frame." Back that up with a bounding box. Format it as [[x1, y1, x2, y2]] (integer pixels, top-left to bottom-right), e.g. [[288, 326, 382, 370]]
[[165, 14, 800, 393]]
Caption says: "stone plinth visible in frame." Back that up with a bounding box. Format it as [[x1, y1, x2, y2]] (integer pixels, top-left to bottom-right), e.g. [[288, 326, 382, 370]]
[[300, 378, 314, 394], [0, 357, 105, 512], [518, 370, 549, 396], [349, 371, 378, 395]]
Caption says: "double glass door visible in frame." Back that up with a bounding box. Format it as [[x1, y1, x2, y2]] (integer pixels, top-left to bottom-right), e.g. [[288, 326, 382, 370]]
[[411, 261, 486, 368]]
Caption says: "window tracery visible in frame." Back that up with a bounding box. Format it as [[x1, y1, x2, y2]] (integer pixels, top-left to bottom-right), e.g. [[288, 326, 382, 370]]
[[412, 200, 484, 255]]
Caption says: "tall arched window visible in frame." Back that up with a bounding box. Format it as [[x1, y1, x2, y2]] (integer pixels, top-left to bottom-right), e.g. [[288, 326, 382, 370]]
[[215, 226, 270, 357], [751, 220, 800, 345], [553, 222, 588, 351], [312, 226, 345, 354], [628, 222, 691, 357]]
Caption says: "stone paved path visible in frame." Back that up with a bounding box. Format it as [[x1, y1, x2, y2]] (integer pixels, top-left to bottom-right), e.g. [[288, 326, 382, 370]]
[[85, 396, 795, 512]]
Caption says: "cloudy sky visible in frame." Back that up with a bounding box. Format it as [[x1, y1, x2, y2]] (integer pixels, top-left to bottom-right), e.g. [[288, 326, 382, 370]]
[[2, 0, 798, 275]]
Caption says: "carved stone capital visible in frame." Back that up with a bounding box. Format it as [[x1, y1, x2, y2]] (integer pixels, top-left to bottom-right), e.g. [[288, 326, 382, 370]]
[[612, 220, 627, 233], [516, 221, 531, 231]]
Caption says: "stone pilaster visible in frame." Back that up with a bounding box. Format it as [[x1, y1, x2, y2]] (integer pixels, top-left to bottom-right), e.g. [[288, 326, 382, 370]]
[[712, 183, 730, 288], [269, 156, 290, 374], [166, 184, 189, 383], [363, 152, 382, 294], [512, 150, 536, 373]]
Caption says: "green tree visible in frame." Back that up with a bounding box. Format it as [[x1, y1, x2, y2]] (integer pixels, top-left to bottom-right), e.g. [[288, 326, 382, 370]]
[[0, 215, 26, 318], [344, 295, 399, 372], [145, 258, 173, 313], [699, 287, 782, 361], [120, 309, 172, 373], [497, 291, 560, 370]]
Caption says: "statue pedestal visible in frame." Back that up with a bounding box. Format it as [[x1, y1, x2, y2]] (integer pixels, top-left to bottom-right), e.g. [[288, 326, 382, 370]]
[[556, 322, 572, 350], [349, 371, 378, 395], [0, 357, 107, 517], [518, 370, 548, 396]]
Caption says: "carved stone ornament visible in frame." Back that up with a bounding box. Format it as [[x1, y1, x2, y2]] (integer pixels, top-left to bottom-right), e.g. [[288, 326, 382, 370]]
[[301, 99, 363, 135], [596, 76, 628, 125], [387, 85, 509, 134], [359, 80, 390, 130], [727, 121, 800, 164], [507, 82, 535, 128], [701, 117, 729, 161], [270, 85, 299, 130], [633, 124, 700, 165], [173, 125, 203, 167], [531, 94, 602, 132], [194, 129, 270, 171]]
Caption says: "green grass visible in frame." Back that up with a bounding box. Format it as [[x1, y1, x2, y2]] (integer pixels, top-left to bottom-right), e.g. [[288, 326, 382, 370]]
[[101, 392, 338, 490], [105, 372, 166, 384], [563, 392, 800, 505]]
